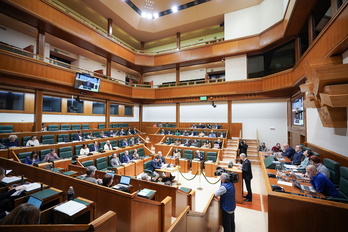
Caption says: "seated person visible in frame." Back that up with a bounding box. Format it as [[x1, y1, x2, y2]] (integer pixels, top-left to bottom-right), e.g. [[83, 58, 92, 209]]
[[309, 156, 330, 178], [0, 168, 27, 220], [104, 140, 113, 151], [206, 123, 212, 129], [24, 151, 40, 165], [212, 123, 219, 129], [184, 139, 191, 147], [102, 173, 114, 187], [175, 139, 181, 146], [198, 123, 205, 128], [281, 143, 295, 160], [119, 128, 126, 136], [198, 131, 205, 137], [174, 130, 181, 136], [271, 143, 282, 152], [122, 150, 131, 164], [73, 131, 83, 141], [208, 131, 216, 138], [167, 130, 173, 135], [191, 139, 199, 147], [6, 135, 18, 148], [157, 151, 166, 166], [110, 153, 121, 167], [81, 166, 102, 184], [90, 141, 99, 152], [141, 173, 150, 181], [145, 136, 150, 142], [189, 130, 195, 136], [173, 148, 181, 159], [132, 127, 138, 134], [190, 124, 197, 129], [153, 123, 157, 128], [121, 139, 129, 147], [41, 123, 47, 131], [0, 203, 40, 225], [132, 149, 140, 160], [182, 130, 189, 136], [98, 131, 106, 138], [297, 150, 314, 170], [202, 140, 211, 149], [194, 150, 204, 161], [306, 165, 339, 197], [165, 138, 171, 145], [160, 129, 167, 135], [42, 149, 60, 162], [135, 137, 142, 144], [148, 156, 163, 182], [258, 142, 268, 152], [215, 139, 223, 149], [80, 143, 90, 156], [86, 132, 95, 140], [165, 123, 170, 127], [26, 135, 40, 147], [128, 137, 135, 146], [107, 130, 116, 137], [127, 129, 132, 135], [292, 145, 304, 165]]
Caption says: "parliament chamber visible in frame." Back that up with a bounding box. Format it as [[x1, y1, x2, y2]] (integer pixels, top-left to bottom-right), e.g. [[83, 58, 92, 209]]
[[0, 0, 348, 231]]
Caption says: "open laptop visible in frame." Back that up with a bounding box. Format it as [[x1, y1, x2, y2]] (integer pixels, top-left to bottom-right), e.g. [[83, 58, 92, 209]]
[[112, 176, 131, 189], [27, 196, 43, 209], [293, 180, 315, 192]]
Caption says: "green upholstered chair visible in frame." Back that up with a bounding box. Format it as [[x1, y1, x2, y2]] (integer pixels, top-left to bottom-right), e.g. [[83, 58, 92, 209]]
[[93, 131, 100, 137], [70, 133, 77, 141], [100, 141, 106, 150], [327, 166, 348, 203], [71, 124, 81, 130], [0, 125, 13, 133], [75, 145, 83, 156], [22, 136, 31, 146], [42, 138, 54, 145], [82, 124, 90, 130], [1, 138, 9, 145], [110, 140, 118, 148], [17, 151, 31, 163], [138, 148, 145, 157], [47, 125, 59, 131], [184, 150, 193, 160], [58, 134, 69, 142], [40, 149, 51, 160], [118, 139, 124, 147], [98, 124, 105, 129], [60, 124, 70, 130], [323, 158, 341, 186], [96, 157, 109, 171], [81, 160, 94, 167], [144, 161, 153, 175], [59, 146, 72, 159], [124, 123, 129, 127]]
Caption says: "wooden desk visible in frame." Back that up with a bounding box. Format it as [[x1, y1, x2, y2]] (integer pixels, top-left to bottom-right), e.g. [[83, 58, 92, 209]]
[[179, 159, 190, 173], [204, 161, 217, 177], [15, 187, 63, 210], [191, 160, 203, 175], [156, 166, 178, 177], [134, 159, 144, 176]]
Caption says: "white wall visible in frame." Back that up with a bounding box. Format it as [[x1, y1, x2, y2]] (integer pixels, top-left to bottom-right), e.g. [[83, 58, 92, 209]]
[[180, 69, 206, 81], [143, 104, 176, 122], [73, 55, 106, 74], [225, 54, 247, 81], [232, 100, 288, 147], [0, 113, 34, 122], [180, 102, 227, 122], [0, 25, 36, 50], [42, 115, 105, 123], [224, 0, 286, 40]]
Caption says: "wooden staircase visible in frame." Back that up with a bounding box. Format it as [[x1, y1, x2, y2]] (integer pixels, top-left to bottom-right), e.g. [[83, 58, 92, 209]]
[[243, 139, 260, 165]]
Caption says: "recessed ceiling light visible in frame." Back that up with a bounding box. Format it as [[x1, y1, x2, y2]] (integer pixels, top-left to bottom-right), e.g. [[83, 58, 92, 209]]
[[146, 13, 152, 19], [141, 12, 147, 18], [171, 6, 178, 13], [153, 13, 159, 19]]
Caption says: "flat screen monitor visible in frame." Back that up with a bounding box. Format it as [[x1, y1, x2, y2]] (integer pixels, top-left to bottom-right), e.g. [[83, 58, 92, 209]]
[[74, 73, 100, 92], [120, 176, 131, 185], [27, 196, 43, 209], [292, 97, 304, 126]]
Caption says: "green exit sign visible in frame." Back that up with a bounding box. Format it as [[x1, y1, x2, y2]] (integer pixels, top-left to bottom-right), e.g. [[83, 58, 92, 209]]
[[200, 96, 207, 101]]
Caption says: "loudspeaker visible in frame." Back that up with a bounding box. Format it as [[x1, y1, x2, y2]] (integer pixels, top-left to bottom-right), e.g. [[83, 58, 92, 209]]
[[264, 156, 276, 169]]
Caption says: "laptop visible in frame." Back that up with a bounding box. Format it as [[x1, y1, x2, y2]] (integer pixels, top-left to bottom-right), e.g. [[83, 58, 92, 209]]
[[27, 196, 43, 209], [293, 180, 315, 192], [112, 176, 131, 189]]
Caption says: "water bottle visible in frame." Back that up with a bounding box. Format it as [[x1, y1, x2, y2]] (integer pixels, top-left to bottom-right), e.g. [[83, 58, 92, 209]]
[[67, 186, 75, 200]]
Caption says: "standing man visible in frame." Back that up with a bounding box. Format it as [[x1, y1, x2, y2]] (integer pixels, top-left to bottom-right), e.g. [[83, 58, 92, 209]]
[[215, 173, 236, 232], [240, 153, 253, 202]]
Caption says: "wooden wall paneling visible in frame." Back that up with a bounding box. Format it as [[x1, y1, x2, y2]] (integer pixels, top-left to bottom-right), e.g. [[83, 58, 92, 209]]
[[24, 92, 35, 114], [131, 197, 162, 232], [34, 89, 43, 132], [306, 142, 348, 167], [168, 206, 189, 232], [231, 123, 242, 138], [132, 88, 155, 99], [161, 196, 173, 232]]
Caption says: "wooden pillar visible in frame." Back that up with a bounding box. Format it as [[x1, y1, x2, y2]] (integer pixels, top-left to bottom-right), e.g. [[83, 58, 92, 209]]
[[107, 18, 113, 36], [308, 14, 315, 45], [36, 23, 45, 56], [228, 100, 232, 139], [139, 104, 143, 131], [140, 72, 144, 84], [176, 64, 180, 85], [106, 54, 111, 77], [105, 100, 110, 129], [34, 89, 43, 132], [294, 37, 301, 63], [176, 32, 180, 50], [176, 103, 180, 128]]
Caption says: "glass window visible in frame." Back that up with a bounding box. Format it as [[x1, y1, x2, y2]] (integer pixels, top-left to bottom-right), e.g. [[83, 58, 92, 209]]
[[0, 91, 24, 110], [43, 96, 62, 112], [67, 99, 84, 113], [110, 104, 119, 115], [92, 102, 105, 114], [247, 55, 264, 78], [124, 105, 133, 116]]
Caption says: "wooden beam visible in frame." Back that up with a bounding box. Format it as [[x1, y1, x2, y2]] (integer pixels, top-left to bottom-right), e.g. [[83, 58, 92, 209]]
[[299, 83, 314, 93], [34, 89, 43, 132], [303, 56, 342, 83], [304, 98, 321, 108], [320, 93, 348, 107], [317, 106, 347, 128], [323, 84, 348, 94]]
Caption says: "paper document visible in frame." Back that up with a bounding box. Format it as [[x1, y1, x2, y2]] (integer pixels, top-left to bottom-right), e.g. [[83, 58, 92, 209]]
[[2, 176, 21, 183], [54, 200, 87, 216], [284, 164, 298, 169], [138, 188, 152, 197], [24, 182, 41, 192], [277, 180, 293, 187]]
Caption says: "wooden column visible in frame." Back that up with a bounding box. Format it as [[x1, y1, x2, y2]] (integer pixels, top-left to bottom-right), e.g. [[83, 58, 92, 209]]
[[36, 24, 45, 56], [106, 54, 111, 77], [294, 37, 301, 64], [139, 104, 143, 131], [176, 32, 181, 50], [176, 103, 180, 128], [140, 72, 144, 84], [105, 100, 110, 129], [308, 14, 315, 44], [176, 64, 180, 85], [107, 18, 113, 36], [34, 89, 43, 132], [228, 100, 232, 139]]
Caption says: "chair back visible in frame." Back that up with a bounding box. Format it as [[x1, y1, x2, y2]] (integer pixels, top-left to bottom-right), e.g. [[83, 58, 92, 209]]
[[323, 158, 341, 185], [338, 166, 348, 199]]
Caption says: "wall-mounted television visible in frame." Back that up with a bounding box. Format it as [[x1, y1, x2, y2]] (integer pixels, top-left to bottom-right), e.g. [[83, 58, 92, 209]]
[[74, 73, 100, 92], [292, 96, 304, 126]]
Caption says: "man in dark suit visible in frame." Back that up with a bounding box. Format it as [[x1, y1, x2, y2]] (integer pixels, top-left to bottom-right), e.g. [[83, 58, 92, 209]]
[[240, 153, 253, 202], [90, 141, 99, 152], [282, 143, 295, 160], [73, 131, 83, 141]]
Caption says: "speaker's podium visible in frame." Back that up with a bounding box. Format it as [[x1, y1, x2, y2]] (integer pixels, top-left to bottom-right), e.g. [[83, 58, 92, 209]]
[[53, 197, 95, 224], [137, 188, 156, 200]]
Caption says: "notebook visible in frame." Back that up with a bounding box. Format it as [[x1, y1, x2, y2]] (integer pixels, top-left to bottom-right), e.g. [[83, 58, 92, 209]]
[[112, 176, 131, 189], [27, 196, 43, 209]]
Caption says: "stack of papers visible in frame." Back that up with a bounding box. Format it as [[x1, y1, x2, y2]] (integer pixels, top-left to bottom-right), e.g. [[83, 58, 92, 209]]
[[54, 200, 86, 216], [277, 180, 293, 186], [284, 164, 298, 169], [2, 176, 21, 184]]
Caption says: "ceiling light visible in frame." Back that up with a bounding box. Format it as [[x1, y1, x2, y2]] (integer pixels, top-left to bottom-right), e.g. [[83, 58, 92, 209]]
[[141, 12, 147, 18], [171, 6, 178, 13], [153, 13, 159, 19], [146, 13, 152, 19]]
